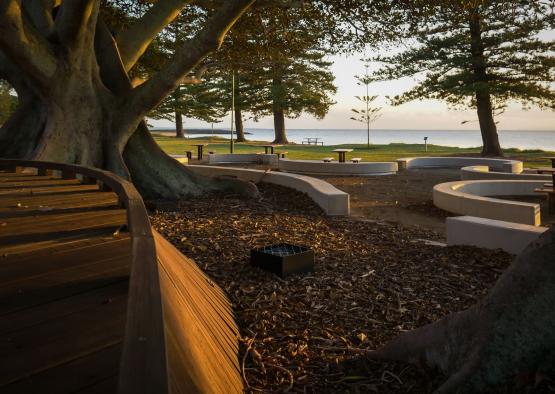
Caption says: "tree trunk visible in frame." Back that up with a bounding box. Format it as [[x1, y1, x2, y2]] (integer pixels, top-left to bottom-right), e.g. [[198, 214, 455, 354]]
[[175, 110, 184, 138], [272, 76, 288, 144], [272, 108, 288, 144], [475, 91, 502, 157], [0, 1, 258, 200], [469, 12, 502, 157], [368, 226, 555, 393], [234, 108, 247, 142]]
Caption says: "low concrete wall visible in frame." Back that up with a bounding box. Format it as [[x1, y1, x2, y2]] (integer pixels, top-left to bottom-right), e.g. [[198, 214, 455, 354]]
[[397, 157, 523, 174], [278, 158, 398, 176], [186, 165, 350, 216], [461, 165, 551, 181], [447, 216, 548, 254], [433, 179, 544, 225], [207, 153, 277, 165]]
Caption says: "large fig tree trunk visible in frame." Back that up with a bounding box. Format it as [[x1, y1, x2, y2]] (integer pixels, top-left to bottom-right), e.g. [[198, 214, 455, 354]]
[[0, 0, 256, 199], [469, 12, 502, 157], [369, 226, 555, 393]]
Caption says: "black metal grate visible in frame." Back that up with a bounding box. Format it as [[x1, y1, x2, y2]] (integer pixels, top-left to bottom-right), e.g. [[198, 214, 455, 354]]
[[256, 243, 308, 257], [251, 243, 314, 277]]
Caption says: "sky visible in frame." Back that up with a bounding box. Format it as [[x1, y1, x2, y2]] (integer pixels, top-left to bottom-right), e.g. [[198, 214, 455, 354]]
[[151, 33, 555, 132]]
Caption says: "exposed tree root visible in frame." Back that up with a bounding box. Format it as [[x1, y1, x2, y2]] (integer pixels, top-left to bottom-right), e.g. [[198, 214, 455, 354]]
[[367, 227, 555, 393]]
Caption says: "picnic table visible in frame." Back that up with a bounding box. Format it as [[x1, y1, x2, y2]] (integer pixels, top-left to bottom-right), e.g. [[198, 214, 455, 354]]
[[258, 144, 282, 154], [332, 148, 353, 163], [191, 143, 207, 160], [302, 137, 324, 146]]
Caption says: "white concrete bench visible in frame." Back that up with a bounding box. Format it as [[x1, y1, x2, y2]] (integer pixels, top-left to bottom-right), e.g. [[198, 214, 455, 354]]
[[206, 153, 277, 165], [279, 159, 398, 176], [447, 216, 548, 254], [322, 157, 334, 163], [185, 165, 350, 216], [461, 165, 552, 181], [397, 157, 523, 174], [433, 179, 545, 225], [351, 158, 362, 163]]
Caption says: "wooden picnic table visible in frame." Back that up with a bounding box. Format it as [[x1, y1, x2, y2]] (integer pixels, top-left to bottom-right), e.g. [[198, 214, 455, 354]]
[[191, 143, 207, 160], [302, 137, 324, 146], [259, 144, 282, 154], [332, 148, 353, 163]]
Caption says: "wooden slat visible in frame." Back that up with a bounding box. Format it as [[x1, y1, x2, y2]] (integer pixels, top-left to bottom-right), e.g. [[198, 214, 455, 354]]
[[0, 159, 168, 394], [0, 209, 127, 245], [155, 231, 243, 394], [2, 344, 122, 394], [0, 288, 127, 386]]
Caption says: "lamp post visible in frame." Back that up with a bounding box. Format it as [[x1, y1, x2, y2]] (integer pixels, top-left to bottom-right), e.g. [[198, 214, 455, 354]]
[[230, 70, 235, 153], [424, 136, 428, 152], [365, 64, 370, 148]]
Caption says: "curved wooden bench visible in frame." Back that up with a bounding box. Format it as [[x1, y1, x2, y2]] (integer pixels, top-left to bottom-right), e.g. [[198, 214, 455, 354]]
[[0, 159, 241, 394]]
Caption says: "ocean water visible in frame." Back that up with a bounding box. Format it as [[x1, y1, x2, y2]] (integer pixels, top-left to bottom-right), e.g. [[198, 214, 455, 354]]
[[180, 128, 555, 151]]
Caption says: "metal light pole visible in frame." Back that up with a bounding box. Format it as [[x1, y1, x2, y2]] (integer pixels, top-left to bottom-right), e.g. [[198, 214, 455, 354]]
[[365, 64, 370, 149], [230, 70, 235, 154]]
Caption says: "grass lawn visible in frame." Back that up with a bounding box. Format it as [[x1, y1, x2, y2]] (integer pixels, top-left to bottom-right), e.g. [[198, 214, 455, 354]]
[[153, 134, 554, 168]]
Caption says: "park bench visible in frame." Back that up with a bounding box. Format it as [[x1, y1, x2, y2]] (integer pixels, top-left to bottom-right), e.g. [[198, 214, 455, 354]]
[[351, 157, 362, 163], [322, 157, 334, 163], [275, 151, 288, 158]]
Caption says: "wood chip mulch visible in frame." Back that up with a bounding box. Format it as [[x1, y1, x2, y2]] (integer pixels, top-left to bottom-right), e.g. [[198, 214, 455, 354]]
[[151, 183, 514, 393]]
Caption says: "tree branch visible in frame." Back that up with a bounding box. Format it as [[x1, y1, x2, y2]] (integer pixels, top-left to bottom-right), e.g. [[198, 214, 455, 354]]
[[126, 0, 255, 119], [53, 0, 96, 49], [116, 0, 192, 72], [22, 0, 56, 37], [0, 0, 57, 86]]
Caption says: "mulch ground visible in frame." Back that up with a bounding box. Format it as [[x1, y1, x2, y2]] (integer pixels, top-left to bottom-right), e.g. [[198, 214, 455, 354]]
[[151, 184, 515, 393]]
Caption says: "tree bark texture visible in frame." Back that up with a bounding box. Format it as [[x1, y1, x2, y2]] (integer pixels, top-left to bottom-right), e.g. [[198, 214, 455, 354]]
[[234, 108, 247, 142], [175, 110, 185, 138], [0, 0, 257, 199], [271, 77, 289, 144], [469, 12, 503, 157]]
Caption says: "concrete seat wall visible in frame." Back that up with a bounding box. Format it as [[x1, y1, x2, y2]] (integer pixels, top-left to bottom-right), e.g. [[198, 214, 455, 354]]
[[397, 157, 523, 173], [207, 153, 277, 165], [447, 216, 548, 254], [278, 159, 398, 175], [461, 165, 551, 181], [186, 165, 350, 216], [433, 180, 544, 225]]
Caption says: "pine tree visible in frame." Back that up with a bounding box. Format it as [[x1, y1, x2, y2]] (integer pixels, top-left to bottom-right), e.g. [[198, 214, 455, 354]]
[[370, 0, 555, 156], [216, 7, 337, 144]]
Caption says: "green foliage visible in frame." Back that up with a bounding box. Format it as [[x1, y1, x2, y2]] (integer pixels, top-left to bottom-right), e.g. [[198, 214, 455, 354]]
[[0, 80, 17, 125], [214, 6, 337, 122], [370, 0, 555, 113]]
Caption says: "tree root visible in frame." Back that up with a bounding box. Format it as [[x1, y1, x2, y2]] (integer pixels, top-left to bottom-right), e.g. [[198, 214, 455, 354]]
[[366, 227, 555, 393]]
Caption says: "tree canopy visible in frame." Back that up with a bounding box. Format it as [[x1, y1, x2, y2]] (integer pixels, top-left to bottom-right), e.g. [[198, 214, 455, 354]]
[[369, 0, 555, 155]]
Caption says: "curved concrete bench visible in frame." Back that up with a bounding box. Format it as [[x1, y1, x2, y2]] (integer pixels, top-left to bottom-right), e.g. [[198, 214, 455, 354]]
[[187, 165, 349, 216], [461, 165, 552, 181], [397, 157, 523, 174], [433, 179, 545, 225], [207, 153, 277, 165], [446, 216, 549, 254], [278, 158, 398, 176]]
